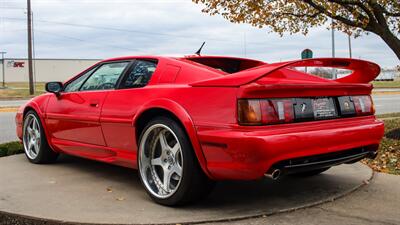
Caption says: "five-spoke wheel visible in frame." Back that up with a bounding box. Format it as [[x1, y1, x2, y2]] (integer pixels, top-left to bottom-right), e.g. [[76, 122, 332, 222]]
[[23, 110, 58, 163], [138, 117, 215, 205], [23, 114, 41, 160], [139, 124, 183, 198]]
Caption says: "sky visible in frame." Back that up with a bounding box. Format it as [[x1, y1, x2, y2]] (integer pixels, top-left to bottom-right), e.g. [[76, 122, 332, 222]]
[[0, 0, 399, 68]]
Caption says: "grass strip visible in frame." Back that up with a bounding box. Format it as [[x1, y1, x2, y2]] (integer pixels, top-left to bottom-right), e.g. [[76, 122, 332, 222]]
[[0, 141, 23, 157]]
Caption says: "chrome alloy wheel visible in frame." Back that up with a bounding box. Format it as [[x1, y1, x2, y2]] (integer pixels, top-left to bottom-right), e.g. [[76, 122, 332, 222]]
[[23, 114, 41, 160], [139, 124, 183, 199]]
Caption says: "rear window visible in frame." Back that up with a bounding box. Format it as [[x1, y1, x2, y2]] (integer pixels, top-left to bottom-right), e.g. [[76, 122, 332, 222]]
[[185, 57, 265, 74]]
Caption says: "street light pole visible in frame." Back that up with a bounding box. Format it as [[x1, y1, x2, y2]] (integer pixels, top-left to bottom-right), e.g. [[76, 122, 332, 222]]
[[27, 0, 34, 95], [348, 34, 352, 58], [331, 18, 337, 79], [0, 51, 6, 88]]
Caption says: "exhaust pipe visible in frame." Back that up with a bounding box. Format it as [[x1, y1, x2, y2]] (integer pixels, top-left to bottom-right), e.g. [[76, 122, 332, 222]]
[[367, 151, 378, 159], [264, 168, 281, 180]]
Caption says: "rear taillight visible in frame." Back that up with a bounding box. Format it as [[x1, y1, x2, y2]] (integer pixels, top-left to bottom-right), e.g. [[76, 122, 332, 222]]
[[238, 99, 263, 125], [352, 95, 375, 116], [238, 95, 375, 126], [238, 99, 294, 125]]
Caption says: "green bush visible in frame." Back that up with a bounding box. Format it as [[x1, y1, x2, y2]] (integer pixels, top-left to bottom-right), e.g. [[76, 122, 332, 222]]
[[0, 141, 24, 157]]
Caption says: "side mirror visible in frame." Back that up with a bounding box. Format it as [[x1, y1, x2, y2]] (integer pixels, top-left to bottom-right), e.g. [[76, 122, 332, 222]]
[[45, 82, 63, 96]]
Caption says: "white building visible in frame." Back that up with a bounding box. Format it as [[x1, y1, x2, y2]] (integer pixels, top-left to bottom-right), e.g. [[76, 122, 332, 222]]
[[0, 58, 100, 82], [2, 58, 399, 82], [375, 68, 400, 81]]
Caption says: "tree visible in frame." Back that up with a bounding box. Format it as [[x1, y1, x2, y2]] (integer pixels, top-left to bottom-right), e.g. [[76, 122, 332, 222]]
[[193, 0, 400, 60]]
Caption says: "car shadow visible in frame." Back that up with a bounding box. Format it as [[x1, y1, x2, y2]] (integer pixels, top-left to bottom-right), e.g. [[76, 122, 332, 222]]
[[386, 128, 400, 140], [54, 154, 364, 211]]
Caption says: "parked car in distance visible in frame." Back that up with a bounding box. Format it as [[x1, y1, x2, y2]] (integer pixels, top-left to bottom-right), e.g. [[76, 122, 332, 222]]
[[16, 55, 384, 205]]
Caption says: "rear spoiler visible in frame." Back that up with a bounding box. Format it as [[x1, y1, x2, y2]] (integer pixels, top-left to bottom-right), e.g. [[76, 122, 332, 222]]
[[190, 58, 381, 87]]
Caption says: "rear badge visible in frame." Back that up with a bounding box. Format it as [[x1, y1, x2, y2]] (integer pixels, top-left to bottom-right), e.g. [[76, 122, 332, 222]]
[[313, 98, 337, 119], [344, 101, 350, 110], [301, 103, 307, 113]]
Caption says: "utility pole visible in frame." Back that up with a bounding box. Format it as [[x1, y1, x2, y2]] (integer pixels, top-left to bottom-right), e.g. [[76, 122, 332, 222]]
[[348, 34, 352, 58], [331, 19, 335, 58], [32, 11, 37, 91], [243, 32, 247, 57], [27, 0, 34, 95], [0, 51, 6, 88], [331, 18, 337, 79]]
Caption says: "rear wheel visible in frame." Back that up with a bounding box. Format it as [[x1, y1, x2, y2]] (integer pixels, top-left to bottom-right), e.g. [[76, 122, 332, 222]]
[[289, 167, 330, 177], [138, 117, 215, 206], [23, 110, 58, 164]]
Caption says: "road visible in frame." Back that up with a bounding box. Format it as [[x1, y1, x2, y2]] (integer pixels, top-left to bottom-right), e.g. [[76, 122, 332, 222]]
[[0, 112, 17, 143], [0, 99, 28, 107], [373, 95, 400, 114], [0, 94, 399, 143]]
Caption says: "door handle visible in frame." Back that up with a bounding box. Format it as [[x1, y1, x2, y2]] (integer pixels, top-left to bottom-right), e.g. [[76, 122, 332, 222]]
[[89, 101, 99, 107]]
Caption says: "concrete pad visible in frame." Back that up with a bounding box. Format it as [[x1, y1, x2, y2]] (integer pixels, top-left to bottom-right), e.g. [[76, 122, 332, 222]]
[[0, 154, 373, 225], [209, 173, 400, 225]]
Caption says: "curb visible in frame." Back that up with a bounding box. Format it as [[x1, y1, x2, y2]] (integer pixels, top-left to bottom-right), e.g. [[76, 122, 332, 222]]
[[372, 91, 400, 95], [0, 107, 18, 113], [0, 166, 375, 225]]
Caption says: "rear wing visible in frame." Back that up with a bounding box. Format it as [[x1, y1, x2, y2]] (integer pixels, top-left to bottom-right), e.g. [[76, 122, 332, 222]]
[[190, 58, 381, 87]]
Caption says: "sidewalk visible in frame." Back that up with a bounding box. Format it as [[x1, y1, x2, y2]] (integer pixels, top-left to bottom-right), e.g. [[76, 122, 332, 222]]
[[208, 172, 400, 225], [0, 155, 373, 225]]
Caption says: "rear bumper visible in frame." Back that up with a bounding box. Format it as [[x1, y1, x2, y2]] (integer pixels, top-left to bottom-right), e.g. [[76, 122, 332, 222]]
[[196, 116, 384, 180]]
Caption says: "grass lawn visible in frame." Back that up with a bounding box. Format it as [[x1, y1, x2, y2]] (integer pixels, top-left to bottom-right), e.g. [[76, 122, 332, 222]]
[[362, 113, 400, 175], [372, 80, 400, 88], [0, 82, 46, 100]]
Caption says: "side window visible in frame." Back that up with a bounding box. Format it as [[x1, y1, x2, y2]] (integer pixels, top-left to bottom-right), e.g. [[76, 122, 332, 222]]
[[122, 60, 157, 88], [80, 62, 129, 91], [63, 67, 96, 92]]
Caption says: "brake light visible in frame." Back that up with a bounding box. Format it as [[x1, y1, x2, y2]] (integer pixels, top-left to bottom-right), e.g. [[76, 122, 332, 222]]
[[238, 99, 263, 125], [238, 99, 294, 125], [352, 95, 375, 115], [238, 95, 374, 126]]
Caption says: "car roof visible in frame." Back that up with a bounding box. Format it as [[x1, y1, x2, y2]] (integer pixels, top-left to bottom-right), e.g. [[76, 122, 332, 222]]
[[100, 55, 264, 64]]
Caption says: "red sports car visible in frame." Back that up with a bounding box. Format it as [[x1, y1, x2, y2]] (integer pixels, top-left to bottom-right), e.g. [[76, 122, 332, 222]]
[[16, 55, 384, 205]]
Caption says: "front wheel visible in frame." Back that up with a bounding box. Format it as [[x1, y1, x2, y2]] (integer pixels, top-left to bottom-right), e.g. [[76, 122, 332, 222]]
[[138, 117, 215, 206], [23, 110, 58, 164]]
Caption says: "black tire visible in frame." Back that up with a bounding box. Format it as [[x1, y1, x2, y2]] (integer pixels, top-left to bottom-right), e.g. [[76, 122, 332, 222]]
[[23, 110, 59, 164], [289, 167, 330, 177], [138, 116, 215, 206]]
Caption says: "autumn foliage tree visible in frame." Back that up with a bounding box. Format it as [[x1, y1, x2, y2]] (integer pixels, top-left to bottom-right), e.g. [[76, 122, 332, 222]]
[[193, 0, 400, 60]]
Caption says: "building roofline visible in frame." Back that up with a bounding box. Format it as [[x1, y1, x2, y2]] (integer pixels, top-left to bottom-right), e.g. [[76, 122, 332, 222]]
[[3, 58, 102, 61]]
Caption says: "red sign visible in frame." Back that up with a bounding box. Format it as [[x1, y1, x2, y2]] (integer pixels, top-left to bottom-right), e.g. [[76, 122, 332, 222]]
[[14, 62, 25, 68]]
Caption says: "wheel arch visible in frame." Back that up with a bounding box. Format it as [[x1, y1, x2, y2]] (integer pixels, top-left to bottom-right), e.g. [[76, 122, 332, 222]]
[[23, 102, 44, 122], [133, 99, 213, 179]]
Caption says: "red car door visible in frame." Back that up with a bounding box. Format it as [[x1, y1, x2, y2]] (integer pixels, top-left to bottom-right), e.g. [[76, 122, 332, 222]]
[[45, 61, 131, 157], [100, 59, 158, 166]]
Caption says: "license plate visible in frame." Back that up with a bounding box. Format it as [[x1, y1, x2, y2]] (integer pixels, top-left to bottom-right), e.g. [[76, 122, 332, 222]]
[[312, 98, 337, 119]]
